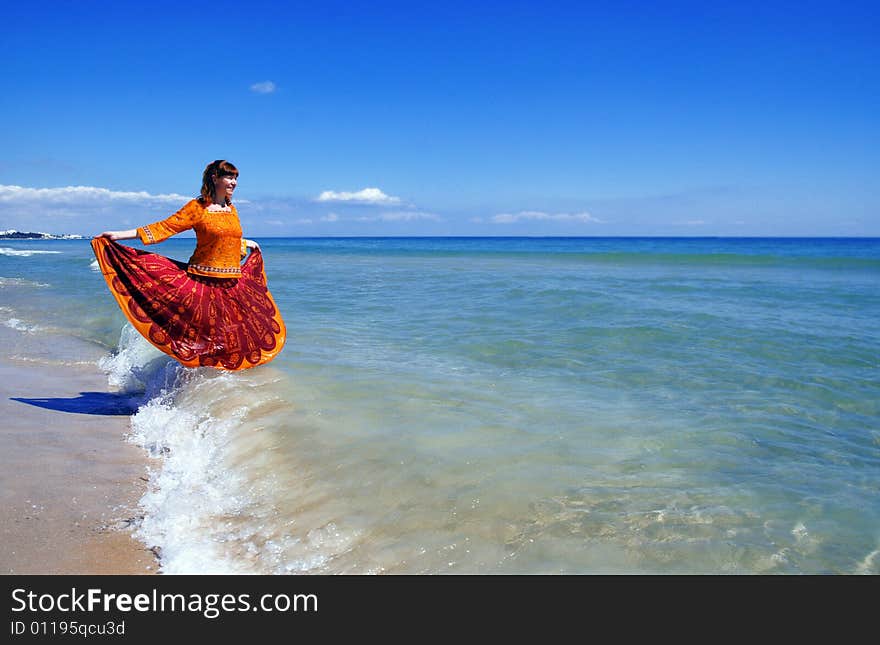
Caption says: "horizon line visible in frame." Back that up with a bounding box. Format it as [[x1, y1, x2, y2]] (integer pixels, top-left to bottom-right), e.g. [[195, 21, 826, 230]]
[[6, 234, 880, 241]]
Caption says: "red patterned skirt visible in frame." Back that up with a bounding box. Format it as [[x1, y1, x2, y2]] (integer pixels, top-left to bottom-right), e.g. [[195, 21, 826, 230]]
[[91, 237, 286, 370]]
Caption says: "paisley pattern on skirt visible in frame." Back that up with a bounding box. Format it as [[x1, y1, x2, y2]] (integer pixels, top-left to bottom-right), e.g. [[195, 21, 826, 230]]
[[91, 237, 286, 370]]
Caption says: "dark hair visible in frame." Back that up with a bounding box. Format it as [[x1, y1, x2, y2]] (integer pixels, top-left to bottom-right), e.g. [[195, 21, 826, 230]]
[[200, 160, 239, 205]]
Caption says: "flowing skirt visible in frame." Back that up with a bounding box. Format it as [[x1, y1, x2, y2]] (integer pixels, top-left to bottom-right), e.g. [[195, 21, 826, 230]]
[[91, 237, 286, 370]]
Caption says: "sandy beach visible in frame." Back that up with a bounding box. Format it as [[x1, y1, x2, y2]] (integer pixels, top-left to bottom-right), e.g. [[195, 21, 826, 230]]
[[0, 324, 156, 575]]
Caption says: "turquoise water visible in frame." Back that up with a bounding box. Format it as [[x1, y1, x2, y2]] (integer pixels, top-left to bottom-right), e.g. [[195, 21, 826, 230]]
[[2, 237, 879, 573]]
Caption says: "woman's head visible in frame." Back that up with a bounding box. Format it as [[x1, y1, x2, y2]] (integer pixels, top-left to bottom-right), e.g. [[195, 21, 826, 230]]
[[200, 160, 239, 205]]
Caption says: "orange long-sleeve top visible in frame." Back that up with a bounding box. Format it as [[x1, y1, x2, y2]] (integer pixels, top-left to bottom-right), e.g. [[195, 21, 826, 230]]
[[137, 199, 248, 278]]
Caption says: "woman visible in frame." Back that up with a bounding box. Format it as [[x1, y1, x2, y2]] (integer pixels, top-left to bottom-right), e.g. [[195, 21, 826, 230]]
[[92, 160, 286, 370]]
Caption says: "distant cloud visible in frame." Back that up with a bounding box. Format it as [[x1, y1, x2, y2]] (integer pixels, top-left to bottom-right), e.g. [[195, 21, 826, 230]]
[[673, 219, 706, 226], [321, 213, 339, 222], [250, 81, 277, 94], [491, 210, 602, 224], [315, 187, 401, 205], [0, 184, 190, 204], [0, 184, 197, 235], [357, 211, 441, 222]]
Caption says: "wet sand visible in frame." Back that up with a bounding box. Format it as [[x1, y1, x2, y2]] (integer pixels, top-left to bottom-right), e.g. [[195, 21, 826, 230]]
[[0, 325, 157, 575]]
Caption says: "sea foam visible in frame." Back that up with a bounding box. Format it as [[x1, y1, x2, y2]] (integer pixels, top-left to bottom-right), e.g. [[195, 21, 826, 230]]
[[0, 247, 62, 257], [3, 317, 42, 334], [102, 322, 346, 574], [0, 276, 50, 287], [99, 324, 254, 572], [98, 324, 168, 392]]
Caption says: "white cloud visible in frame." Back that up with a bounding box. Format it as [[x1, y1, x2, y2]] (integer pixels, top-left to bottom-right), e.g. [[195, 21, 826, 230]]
[[380, 211, 440, 222], [356, 211, 441, 222], [250, 81, 277, 94], [321, 213, 339, 222], [0, 184, 191, 204], [0, 184, 197, 235], [491, 210, 602, 224], [673, 219, 706, 226], [315, 187, 401, 205]]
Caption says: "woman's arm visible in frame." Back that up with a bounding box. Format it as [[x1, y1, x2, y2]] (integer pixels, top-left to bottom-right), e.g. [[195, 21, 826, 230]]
[[244, 238, 261, 251], [137, 201, 200, 245], [99, 229, 138, 241], [99, 202, 198, 244]]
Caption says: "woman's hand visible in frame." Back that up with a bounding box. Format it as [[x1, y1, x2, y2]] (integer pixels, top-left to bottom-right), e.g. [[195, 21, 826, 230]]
[[99, 229, 138, 241]]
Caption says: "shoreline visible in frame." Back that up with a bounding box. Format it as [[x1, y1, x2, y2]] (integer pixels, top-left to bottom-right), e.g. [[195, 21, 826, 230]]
[[0, 324, 157, 575]]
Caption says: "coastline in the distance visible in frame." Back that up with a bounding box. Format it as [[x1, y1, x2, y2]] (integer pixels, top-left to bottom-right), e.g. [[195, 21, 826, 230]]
[[0, 229, 84, 240]]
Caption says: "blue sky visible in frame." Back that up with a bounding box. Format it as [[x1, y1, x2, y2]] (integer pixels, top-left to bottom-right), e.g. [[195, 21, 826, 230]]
[[2, 0, 878, 236]]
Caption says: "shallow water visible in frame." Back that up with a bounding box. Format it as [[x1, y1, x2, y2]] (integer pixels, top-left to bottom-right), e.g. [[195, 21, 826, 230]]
[[2, 237, 878, 573]]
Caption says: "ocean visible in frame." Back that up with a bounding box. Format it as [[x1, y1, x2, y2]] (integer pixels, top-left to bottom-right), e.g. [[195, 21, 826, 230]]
[[2, 236, 878, 574]]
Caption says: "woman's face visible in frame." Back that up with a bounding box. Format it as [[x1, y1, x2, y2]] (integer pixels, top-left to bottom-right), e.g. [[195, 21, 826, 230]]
[[215, 173, 237, 200]]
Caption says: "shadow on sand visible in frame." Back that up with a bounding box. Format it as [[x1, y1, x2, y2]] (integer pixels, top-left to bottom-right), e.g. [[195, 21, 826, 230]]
[[11, 391, 140, 416]]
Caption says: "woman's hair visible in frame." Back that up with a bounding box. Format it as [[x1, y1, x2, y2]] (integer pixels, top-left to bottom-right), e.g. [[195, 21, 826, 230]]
[[200, 160, 239, 205]]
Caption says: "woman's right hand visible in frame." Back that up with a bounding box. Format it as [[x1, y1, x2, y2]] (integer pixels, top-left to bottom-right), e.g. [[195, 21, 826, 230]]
[[99, 229, 138, 241]]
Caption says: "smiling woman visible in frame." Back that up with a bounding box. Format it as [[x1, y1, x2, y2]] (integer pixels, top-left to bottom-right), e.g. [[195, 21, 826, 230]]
[[92, 160, 286, 370]]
